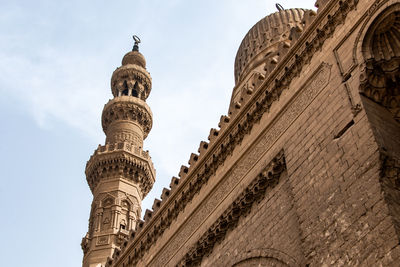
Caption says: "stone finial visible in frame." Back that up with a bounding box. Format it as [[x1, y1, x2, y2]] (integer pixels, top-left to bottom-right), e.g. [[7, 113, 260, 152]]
[[276, 3, 284, 11], [133, 35, 141, 51]]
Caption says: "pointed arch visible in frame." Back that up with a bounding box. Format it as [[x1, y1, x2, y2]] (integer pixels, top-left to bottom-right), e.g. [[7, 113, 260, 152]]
[[359, 3, 400, 123]]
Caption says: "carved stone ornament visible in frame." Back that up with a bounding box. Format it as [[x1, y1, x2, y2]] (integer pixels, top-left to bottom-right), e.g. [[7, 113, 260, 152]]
[[102, 97, 153, 138], [111, 64, 152, 100], [360, 4, 400, 123], [81, 234, 90, 254], [177, 151, 286, 267], [96, 235, 110, 246], [85, 147, 155, 197]]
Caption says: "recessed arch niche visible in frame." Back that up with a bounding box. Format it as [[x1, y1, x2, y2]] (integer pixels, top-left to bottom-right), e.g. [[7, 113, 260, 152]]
[[358, 2, 400, 240], [360, 3, 400, 123]]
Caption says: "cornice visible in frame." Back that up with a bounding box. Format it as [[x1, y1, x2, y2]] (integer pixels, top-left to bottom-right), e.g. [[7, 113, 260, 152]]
[[111, 64, 152, 98], [102, 96, 153, 138], [108, 1, 359, 266], [177, 151, 286, 266], [86, 142, 155, 196]]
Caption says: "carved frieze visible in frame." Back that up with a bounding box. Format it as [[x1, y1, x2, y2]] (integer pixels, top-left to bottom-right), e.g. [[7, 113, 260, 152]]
[[102, 97, 153, 139], [111, 64, 152, 100], [96, 235, 110, 246], [178, 151, 286, 266], [86, 146, 155, 197]]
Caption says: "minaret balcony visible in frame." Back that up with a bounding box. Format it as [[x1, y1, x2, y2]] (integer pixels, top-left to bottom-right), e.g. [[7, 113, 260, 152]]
[[102, 96, 153, 139], [85, 141, 156, 197], [93, 142, 152, 163], [111, 64, 152, 100]]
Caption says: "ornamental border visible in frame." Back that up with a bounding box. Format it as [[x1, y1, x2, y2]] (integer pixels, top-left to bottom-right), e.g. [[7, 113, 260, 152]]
[[177, 151, 287, 266]]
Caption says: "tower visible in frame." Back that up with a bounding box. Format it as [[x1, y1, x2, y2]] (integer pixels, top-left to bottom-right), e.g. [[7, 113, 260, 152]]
[[81, 36, 155, 267]]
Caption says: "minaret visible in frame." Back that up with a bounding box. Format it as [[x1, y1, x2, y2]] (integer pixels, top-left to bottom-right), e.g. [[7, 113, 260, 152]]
[[81, 36, 155, 267]]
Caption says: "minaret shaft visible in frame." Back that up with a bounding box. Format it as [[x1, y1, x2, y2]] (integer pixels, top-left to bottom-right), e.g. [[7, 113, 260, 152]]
[[82, 38, 155, 267], [105, 120, 144, 147]]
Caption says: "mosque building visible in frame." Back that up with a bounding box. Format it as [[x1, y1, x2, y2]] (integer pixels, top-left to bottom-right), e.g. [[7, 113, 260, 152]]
[[82, 1, 400, 266]]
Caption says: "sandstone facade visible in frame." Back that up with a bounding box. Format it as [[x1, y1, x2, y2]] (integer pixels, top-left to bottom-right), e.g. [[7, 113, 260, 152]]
[[82, 1, 400, 266]]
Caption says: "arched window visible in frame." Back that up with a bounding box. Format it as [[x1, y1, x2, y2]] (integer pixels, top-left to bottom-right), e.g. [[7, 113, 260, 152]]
[[122, 89, 129, 96], [132, 82, 139, 97], [122, 80, 129, 96], [120, 200, 131, 231], [360, 5, 400, 123], [101, 197, 114, 231]]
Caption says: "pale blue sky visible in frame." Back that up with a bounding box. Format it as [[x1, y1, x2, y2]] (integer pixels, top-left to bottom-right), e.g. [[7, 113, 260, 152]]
[[0, 1, 315, 266]]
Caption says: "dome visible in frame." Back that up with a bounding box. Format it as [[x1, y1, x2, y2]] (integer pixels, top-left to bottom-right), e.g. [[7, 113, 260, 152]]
[[234, 8, 306, 84], [122, 50, 146, 68]]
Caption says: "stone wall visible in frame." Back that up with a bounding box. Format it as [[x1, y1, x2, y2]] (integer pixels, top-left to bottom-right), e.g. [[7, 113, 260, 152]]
[[201, 172, 304, 266], [200, 1, 400, 265]]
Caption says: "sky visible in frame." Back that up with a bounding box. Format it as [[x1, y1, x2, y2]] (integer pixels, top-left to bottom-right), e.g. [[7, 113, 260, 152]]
[[0, 1, 316, 266]]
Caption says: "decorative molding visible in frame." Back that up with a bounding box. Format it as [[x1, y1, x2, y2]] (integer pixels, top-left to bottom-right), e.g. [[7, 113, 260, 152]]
[[111, 64, 152, 100], [102, 97, 153, 138], [332, 3, 368, 116], [177, 151, 286, 266], [96, 235, 110, 246], [86, 143, 155, 196]]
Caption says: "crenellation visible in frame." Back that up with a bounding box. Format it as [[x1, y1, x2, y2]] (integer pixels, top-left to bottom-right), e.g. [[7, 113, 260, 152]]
[[303, 9, 318, 29], [188, 153, 199, 166], [144, 209, 153, 222], [161, 187, 171, 201], [217, 115, 230, 130], [178, 165, 189, 181], [169, 177, 180, 190], [197, 141, 209, 155], [136, 219, 145, 233], [151, 198, 162, 212]]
